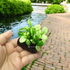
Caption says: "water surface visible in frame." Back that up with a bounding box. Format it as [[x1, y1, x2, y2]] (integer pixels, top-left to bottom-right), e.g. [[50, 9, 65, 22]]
[[0, 6, 47, 39]]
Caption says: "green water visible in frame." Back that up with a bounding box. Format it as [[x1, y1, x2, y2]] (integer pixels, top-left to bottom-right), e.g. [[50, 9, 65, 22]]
[[0, 12, 47, 39]]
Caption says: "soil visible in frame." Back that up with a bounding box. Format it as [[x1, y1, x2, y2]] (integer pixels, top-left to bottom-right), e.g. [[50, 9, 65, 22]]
[[17, 38, 38, 53]]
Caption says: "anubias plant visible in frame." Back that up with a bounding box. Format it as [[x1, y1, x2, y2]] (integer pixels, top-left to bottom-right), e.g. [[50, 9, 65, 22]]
[[18, 20, 48, 52]]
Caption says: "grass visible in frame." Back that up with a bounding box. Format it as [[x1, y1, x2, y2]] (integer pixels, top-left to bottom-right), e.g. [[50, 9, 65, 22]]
[[46, 53, 49, 55], [59, 57, 61, 63], [48, 22, 51, 23], [61, 66, 63, 70], [37, 64, 39, 67], [43, 65, 45, 70], [47, 32, 51, 37], [42, 52, 46, 57], [58, 53, 59, 55], [30, 58, 38, 68], [64, 52, 66, 58], [55, 67, 57, 70], [21, 58, 38, 70]]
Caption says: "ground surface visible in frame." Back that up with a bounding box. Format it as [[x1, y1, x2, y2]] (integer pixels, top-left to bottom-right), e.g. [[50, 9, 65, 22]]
[[32, 6, 47, 14], [26, 13, 70, 70]]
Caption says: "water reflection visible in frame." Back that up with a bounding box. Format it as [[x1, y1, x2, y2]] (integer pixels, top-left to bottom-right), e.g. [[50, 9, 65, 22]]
[[0, 12, 47, 39], [0, 13, 32, 33]]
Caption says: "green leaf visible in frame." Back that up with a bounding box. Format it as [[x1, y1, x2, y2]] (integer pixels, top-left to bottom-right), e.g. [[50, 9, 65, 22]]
[[18, 31, 23, 37], [19, 27, 26, 31], [27, 32, 30, 35], [26, 26, 29, 31], [28, 20, 32, 28], [42, 35, 48, 40], [19, 36, 27, 43], [30, 39, 36, 44], [27, 32, 30, 38], [38, 30, 42, 34], [36, 30, 42, 39], [33, 28, 36, 34], [34, 25, 41, 31], [23, 32, 27, 35], [42, 35, 48, 43], [26, 39, 31, 46], [41, 27, 48, 35], [36, 45, 40, 51], [30, 28, 33, 36], [30, 28, 36, 36], [37, 40, 44, 47], [33, 34, 39, 43]]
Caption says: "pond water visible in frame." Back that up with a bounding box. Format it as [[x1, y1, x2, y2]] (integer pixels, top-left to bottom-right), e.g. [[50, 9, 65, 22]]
[[0, 6, 47, 39]]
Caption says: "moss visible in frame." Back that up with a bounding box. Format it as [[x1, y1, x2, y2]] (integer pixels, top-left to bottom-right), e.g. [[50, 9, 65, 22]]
[[30, 58, 38, 68], [0, 0, 33, 17], [55, 67, 57, 70], [45, 4, 65, 14], [42, 52, 46, 57], [37, 64, 39, 67], [59, 57, 61, 63], [47, 32, 51, 37]]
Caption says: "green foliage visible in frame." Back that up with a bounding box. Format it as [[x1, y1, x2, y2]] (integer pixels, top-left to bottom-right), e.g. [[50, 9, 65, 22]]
[[41, 27, 48, 35], [26, 39, 31, 46], [46, 0, 65, 4], [45, 4, 65, 14], [53, 0, 62, 4], [36, 45, 40, 51], [47, 0, 53, 3], [30, 0, 65, 3], [19, 36, 27, 43], [30, 0, 34, 2], [28, 20, 32, 28], [67, 0, 70, 3], [18, 20, 48, 51], [0, 0, 33, 16]]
